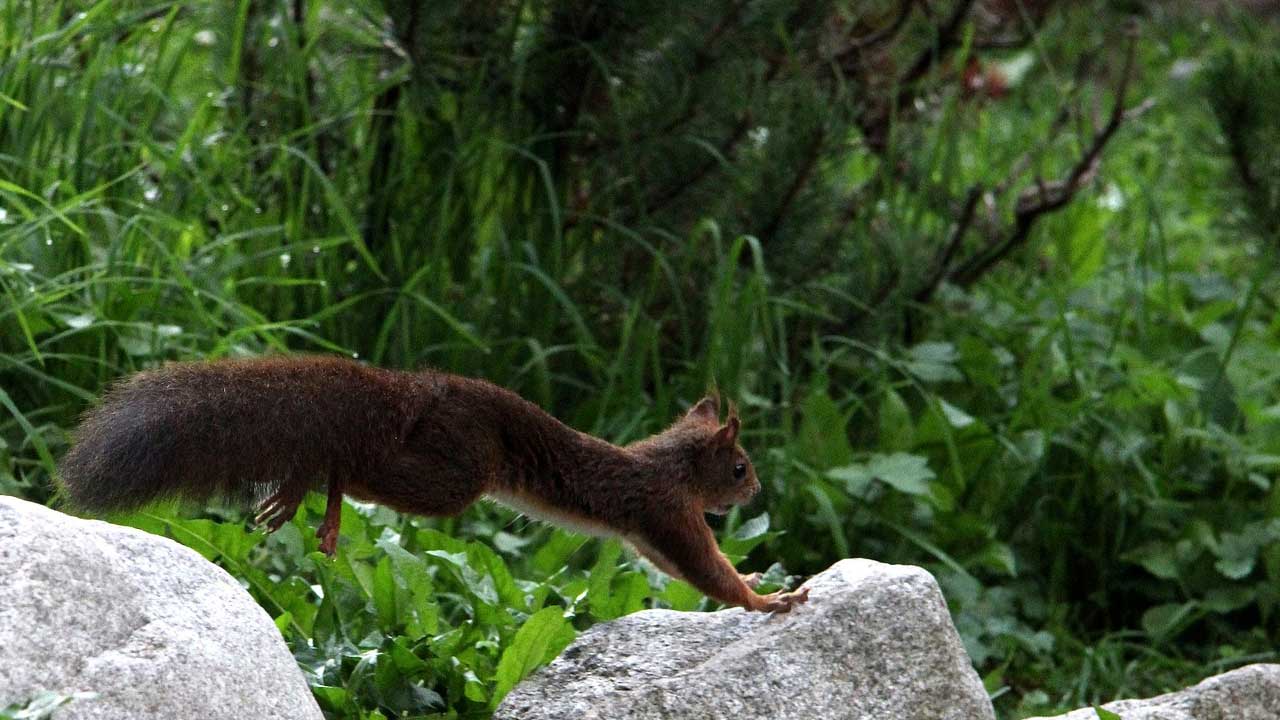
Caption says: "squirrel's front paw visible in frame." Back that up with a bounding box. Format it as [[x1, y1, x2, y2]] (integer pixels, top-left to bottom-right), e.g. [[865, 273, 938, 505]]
[[755, 586, 810, 613]]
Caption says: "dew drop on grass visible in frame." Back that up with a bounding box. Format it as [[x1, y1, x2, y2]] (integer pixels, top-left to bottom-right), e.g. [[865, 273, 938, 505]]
[[220, 203, 229, 212], [312, 245, 320, 254], [194, 30, 216, 47], [268, 37, 279, 48], [144, 187, 159, 202], [254, 206, 262, 214], [0, 208, 8, 223], [45, 239, 52, 246], [279, 253, 291, 267], [352, 352, 359, 359]]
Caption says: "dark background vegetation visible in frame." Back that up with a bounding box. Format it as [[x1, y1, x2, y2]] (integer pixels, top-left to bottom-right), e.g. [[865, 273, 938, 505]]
[[2, 1, 1279, 717]]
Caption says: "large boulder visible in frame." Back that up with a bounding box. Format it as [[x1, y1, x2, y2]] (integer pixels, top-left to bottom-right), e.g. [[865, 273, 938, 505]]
[[1026, 664, 1280, 720], [496, 558, 995, 720], [0, 496, 321, 720]]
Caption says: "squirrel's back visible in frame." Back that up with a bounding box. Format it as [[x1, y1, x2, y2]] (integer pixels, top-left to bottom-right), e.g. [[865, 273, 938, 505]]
[[58, 356, 434, 513]]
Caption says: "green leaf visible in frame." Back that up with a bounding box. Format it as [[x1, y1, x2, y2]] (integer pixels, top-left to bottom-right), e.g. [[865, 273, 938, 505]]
[[878, 388, 914, 451], [720, 512, 774, 561], [798, 388, 854, 467], [531, 530, 590, 576], [492, 607, 575, 707], [732, 512, 770, 541], [866, 453, 936, 496], [1122, 543, 1182, 580], [1141, 601, 1199, 640], [371, 557, 397, 629], [1094, 707, 1123, 720], [906, 342, 963, 383], [661, 580, 705, 611], [936, 399, 975, 429], [587, 541, 624, 620], [973, 541, 1017, 576], [827, 464, 873, 496]]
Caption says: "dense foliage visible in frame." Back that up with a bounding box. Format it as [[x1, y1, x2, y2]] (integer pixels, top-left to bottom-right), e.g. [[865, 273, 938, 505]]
[[2, 1, 1279, 718]]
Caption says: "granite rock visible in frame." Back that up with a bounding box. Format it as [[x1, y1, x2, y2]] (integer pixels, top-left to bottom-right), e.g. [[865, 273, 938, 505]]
[[0, 496, 321, 720], [1025, 664, 1280, 720], [496, 558, 995, 720]]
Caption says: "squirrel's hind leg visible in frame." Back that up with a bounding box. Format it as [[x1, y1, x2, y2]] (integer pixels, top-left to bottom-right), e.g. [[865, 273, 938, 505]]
[[317, 476, 344, 555]]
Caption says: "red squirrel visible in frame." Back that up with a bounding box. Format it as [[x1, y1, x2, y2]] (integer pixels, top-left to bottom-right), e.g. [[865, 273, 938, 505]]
[[58, 356, 809, 613]]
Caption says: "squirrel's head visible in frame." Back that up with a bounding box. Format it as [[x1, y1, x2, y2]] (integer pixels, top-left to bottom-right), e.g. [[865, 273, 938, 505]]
[[633, 394, 760, 515]]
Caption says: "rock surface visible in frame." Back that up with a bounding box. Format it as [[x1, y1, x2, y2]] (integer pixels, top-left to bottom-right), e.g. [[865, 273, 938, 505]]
[[1026, 664, 1280, 720], [495, 558, 995, 720], [0, 496, 321, 720]]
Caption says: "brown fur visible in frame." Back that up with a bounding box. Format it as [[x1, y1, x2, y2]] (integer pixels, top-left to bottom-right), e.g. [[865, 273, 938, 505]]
[[58, 356, 808, 612]]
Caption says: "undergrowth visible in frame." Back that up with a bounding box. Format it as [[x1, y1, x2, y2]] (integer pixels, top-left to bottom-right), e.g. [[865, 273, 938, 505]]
[[1, 2, 1278, 718]]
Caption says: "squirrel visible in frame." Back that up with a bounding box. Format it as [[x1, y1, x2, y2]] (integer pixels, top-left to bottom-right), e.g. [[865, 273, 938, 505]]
[[57, 355, 810, 613]]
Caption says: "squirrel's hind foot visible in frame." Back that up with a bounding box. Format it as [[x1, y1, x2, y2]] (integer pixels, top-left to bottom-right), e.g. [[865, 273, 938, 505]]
[[316, 477, 344, 556], [255, 486, 304, 533]]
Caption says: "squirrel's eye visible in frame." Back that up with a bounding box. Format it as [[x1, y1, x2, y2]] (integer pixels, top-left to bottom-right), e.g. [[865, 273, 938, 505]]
[[733, 463, 747, 480]]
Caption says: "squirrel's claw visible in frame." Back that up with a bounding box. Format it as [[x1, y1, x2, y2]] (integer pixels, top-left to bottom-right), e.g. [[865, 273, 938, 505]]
[[316, 520, 339, 556], [757, 586, 810, 613], [740, 571, 764, 589], [254, 490, 302, 533]]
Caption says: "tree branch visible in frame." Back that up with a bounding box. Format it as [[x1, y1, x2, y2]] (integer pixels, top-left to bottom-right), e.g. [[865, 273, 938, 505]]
[[949, 25, 1148, 288]]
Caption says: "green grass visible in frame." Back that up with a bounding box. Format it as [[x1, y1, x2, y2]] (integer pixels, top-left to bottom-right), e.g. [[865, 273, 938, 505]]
[[3, 2, 1280, 719]]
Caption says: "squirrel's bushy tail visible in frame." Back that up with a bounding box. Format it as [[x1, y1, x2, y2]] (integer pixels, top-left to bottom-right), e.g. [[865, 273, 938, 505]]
[[57, 357, 417, 515], [58, 373, 233, 513]]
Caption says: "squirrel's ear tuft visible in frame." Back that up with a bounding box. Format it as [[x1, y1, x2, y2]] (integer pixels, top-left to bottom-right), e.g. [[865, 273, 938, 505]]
[[712, 415, 740, 448], [686, 394, 720, 423]]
